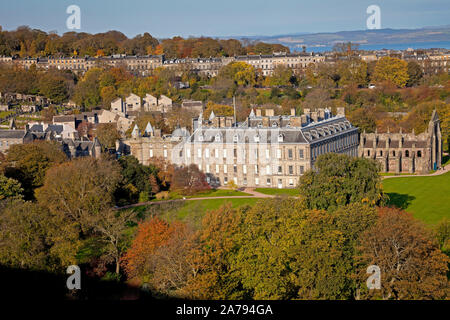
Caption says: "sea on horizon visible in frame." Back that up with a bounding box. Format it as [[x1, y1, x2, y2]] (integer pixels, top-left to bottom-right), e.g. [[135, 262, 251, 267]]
[[290, 41, 450, 53]]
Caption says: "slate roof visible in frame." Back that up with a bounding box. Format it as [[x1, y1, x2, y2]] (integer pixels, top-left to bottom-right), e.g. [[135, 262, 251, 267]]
[[0, 130, 25, 139]]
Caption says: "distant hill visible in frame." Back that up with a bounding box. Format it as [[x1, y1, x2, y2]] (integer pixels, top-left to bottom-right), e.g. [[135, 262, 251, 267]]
[[234, 26, 450, 50]]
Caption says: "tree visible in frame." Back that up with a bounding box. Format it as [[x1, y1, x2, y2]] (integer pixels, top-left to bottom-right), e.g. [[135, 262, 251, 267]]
[[337, 58, 368, 88], [218, 62, 256, 87], [0, 174, 23, 200], [203, 101, 234, 119], [4, 141, 67, 198], [0, 199, 51, 271], [292, 203, 377, 299], [35, 157, 122, 265], [149, 223, 195, 297], [406, 61, 424, 87], [96, 123, 121, 149], [298, 153, 386, 211], [183, 203, 248, 299], [266, 65, 293, 87], [373, 57, 409, 87], [232, 198, 307, 299], [357, 207, 449, 300], [170, 164, 210, 195], [122, 217, 178, 281], [116, 155, 158, 204], [88, 209, 137, 274]]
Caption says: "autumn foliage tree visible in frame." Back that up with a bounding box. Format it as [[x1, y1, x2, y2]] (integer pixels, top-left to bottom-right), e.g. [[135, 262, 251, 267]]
[[170, 164, 210, 195], [357, 207, 449, 300], [373, 57, 409, 87], [122, 217, 192, 295]]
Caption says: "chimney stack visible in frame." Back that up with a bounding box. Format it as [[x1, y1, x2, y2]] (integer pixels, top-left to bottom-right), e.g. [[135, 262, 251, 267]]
[[256, 109, 262, 117], [265, 109, 274, 117], [336, 107, 345, 117]]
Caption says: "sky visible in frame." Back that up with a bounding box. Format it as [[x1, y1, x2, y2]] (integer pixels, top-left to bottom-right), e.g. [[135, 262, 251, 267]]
[[0, 0, 449, 38]]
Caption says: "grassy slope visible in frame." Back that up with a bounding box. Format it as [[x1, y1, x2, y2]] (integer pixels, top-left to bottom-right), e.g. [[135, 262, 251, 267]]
[[382, 171, 450, 225], [254, 188, 299, 196]]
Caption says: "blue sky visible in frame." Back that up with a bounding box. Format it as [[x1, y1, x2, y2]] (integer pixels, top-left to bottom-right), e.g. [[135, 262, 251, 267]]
[[0, 0, 449, 38]]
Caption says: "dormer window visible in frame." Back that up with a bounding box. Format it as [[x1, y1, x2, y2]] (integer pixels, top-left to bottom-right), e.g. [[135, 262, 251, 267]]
[[278, 134, 284, 142], [233, 134, 239, 143], [215, 134, 221, 142], [254, 135, 260, 143], [272, 122, 278, 127]]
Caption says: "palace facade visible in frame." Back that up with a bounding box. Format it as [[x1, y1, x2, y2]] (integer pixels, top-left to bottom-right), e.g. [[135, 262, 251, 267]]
[[122, 107, 359, 188]]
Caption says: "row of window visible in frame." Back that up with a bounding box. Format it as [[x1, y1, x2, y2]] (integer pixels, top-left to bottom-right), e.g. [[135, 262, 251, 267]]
[[217, 176, 297, 187], [197, 163, 305, 176], [311, 134, 357, 159], [367, 149, 422, 158], [180, 147, 305, 160]]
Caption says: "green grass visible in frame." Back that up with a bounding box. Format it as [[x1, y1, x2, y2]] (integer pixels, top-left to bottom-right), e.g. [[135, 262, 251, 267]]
[[185, 189, 251, 198], [382, 171, 450, 225], [173, 198, 258, 220], [379, 172, 416, 176], [255, 188, 299, 196], [0, 111, 13, 118], [127, 198, 259, 229]]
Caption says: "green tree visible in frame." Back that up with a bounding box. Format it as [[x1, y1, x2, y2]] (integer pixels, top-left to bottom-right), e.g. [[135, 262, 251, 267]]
[[298, 153, 386, 211], [0, 199, 51, 270], [406, 61, 424, 87], [4, 141, 67, 198], [337, 58, 368, 87], [0, 174, 23, 200]]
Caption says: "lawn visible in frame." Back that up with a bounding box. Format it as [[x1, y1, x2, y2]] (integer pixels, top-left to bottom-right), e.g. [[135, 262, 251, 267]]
[[255, 188, 299, 196], [127, 197, 259, 228], [382, 171, 450, 225], [185, 189, 252, 198]]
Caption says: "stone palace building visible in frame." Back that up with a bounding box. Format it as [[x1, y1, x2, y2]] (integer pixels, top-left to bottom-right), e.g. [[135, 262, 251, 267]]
[[122, 107, 359, 188]]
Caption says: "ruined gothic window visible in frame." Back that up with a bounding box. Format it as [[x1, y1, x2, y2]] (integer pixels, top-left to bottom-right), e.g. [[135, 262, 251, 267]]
[[379, 150, 383, 156], [417, 150, 422, 157], [405, 150, 409, 157]]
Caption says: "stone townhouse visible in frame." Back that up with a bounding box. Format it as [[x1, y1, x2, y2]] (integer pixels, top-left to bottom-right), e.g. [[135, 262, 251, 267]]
[[0, 129, 34, 152], [359, 110, 442, 173], [235, 52, 325, 76], [122, 107, 359, 188]]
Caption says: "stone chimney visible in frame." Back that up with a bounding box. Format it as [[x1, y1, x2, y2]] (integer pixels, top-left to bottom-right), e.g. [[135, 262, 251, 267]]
[[265, 109, 274, 117], [290, 108, 296, 116], [318, 108, 325, 120], [303, 108, 311, 119], [256, 109, 262, 117], [300, 114, 308, 126], [225, 117, 233, 127], [290, 116, 302, 127]]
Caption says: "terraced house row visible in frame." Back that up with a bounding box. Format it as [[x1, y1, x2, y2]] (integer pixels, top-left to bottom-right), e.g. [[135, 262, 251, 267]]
[[2, 52, 324, 77]]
